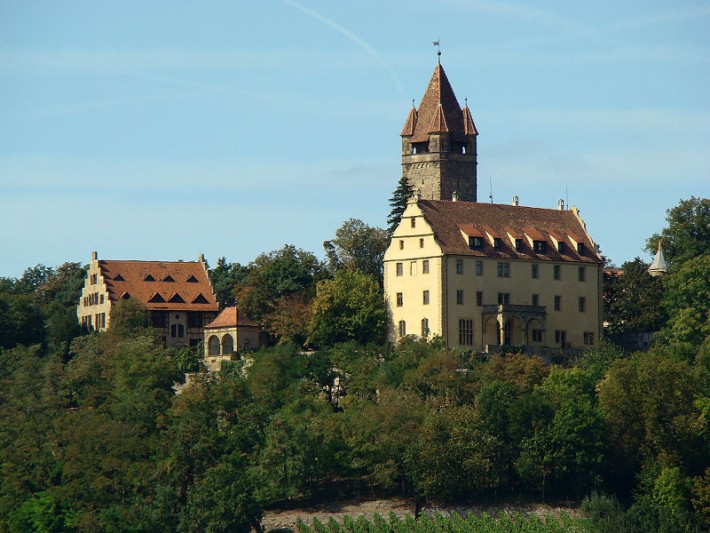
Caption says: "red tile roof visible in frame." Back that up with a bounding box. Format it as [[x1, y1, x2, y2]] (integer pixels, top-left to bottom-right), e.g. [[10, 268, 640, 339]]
[[404, 64, 477, 143], [418, 200, 602, 264], [204, 306, 259, 329], [99, 259, 218, 311]]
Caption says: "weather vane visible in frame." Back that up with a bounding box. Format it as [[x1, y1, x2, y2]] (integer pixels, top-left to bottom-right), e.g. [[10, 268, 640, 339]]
[[433, 39, 441, 63]]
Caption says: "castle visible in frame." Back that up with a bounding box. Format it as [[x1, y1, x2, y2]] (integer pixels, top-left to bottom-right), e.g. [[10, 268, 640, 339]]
[[384, 63, 603, 354]]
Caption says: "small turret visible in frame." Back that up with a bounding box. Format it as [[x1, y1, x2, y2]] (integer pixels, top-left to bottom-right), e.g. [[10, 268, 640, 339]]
[[648, 241, 669, 277]]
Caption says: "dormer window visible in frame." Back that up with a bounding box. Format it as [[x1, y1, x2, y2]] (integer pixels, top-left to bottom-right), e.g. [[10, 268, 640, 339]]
[[113, 273, 125, 281], [515, 239, 523, 252], [469, 236, 483, 249], [162, 275, 175, 282], [557, 242, 565, 254], [533, 241, 547, 253], [577, 243, 585, 255], [168, 293, 185, 303], [494, 238, 502, 250], [186, 275, 198, 283], [148, 293, 165, 303], [192, 293, 209, 304], [144, 274, 156, 282]]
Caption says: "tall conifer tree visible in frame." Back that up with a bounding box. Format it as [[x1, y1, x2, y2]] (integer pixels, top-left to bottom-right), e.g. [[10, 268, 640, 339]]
[[387, 176, 413, 236]]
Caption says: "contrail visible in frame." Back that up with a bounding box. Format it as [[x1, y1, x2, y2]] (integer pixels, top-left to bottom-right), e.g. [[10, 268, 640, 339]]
[[281, 0, 403, 93]]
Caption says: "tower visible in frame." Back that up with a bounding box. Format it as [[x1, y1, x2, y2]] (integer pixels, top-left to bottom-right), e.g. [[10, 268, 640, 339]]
[[401, 63, 478, 202]]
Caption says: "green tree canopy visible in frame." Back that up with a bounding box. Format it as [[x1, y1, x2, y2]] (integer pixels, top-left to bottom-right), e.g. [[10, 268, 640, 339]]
[[647, 196, 709, 267], [323, 218, 389, 279], [308, 270, 387, 348]]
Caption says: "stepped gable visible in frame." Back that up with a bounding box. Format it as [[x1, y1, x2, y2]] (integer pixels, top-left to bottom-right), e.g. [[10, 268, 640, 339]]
[[419, 199, 602, 263], [409, 64, 468, 143], [99, 259, 218, 311], [204, 306, 259, 329]]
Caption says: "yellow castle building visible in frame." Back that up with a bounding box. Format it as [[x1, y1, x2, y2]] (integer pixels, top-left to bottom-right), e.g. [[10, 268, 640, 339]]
[[384, 63, 603, 353]]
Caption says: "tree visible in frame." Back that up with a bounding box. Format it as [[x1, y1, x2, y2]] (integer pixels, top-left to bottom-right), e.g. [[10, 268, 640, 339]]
[[233, 245, 326, 326], [647, 196, 709, 267], [603, 258, 666, 335], [657, 254, 710, 354], [107, 298, 150, 336], [308, 270, 387, 347], [323, 218, 389, 279], [387, 176, 413, 236], [210, 258, 249, 308], [263, 293, 313, 346]]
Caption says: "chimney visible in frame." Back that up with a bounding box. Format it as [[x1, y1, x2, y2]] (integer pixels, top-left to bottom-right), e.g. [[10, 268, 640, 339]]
[[512, 195, 519, 206], [557, 199, 565, 211], [452, 191, 459, 202]]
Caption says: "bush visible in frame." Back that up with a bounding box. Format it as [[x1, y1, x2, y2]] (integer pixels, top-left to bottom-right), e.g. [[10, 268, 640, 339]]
[[581, 491, 626, 533]]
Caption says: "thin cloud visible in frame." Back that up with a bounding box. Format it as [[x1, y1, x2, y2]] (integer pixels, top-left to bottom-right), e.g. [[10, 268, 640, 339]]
[[280, 0, 403, 93]]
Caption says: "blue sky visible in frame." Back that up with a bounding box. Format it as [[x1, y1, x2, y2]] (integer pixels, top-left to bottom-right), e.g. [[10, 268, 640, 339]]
[[1, 1, 708, 278]]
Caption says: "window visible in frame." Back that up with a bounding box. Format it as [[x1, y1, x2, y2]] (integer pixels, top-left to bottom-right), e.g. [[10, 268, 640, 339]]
[[421, 318, 429, 337], [476, 291, 483, 306], [497, 292, 510, 305], [456, 290, 464, 305], [532, 294, 539, 306], [99, 294, 104, 304], [410, 218, 416, 228], [579, 297, 586, 312], [584, 332, 595, 345], [396, 262, 403, 276], [419, 238, 424, 248], [423, 290, 430, 305], [494, 237, 502, 250], [410, 261, 417, 275], [531, 264, 538, 279], [554, 265, 561, 280], [533, 240, 547, 253], [152, 312, 166, 328], [95, 313, 106, 329], [188, 312, 202, 328], [578, 266, 586, 282], [399, 240, 404, 250], [497, 262, 510, 278], [577, 242, 585, 255], [422, 259, 429, 274], [555, 330, 567, 345], [208, 335, 220, 355], [456, 260, 463, 274], [475, 261, 483, 276], [221, 334, 234, 354], [398, 320, 407, 337], [90, 273, 97, 285], [170, 324, 185, 338], [396, 292, 403, 307], [532, 329, 543, 342], [554, 295, 561, 311], [458, 319, 474, 346], [515, 239, 523, 252], [469, 236, 483, 249], [558, 242, 566, 254]]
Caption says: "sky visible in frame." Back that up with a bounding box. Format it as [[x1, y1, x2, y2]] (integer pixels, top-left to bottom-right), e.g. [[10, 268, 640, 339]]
[[1, 0, 709, 278]]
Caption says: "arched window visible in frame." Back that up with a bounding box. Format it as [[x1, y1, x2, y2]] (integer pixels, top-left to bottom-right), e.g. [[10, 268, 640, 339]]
[[421, 318, 429, 337], [221, 334, 234, 354], [398, 320, 406, 338], [208, 335, 220, 356]]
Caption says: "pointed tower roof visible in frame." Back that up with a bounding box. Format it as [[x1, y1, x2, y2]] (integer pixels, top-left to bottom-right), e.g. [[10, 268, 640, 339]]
[[400, 105, 418, 136], [405, 64, 475, 143], [648, 241, 670, 277], [462, 104, 478, 135]]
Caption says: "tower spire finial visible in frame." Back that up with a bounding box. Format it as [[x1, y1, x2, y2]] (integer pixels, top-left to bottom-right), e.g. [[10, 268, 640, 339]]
[[433, 39, 441, 64]]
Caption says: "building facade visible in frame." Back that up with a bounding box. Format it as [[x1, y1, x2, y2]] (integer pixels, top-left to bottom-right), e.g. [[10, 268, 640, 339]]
[[77, 251, 219, 348], [384, 196, 603, 353]]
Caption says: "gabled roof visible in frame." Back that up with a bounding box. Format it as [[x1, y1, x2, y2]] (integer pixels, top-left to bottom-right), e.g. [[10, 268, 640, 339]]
[[404, 64, 477, 143], [204, 306, 259, 329], [417, 200, 602, 263], [98, 259, 219, 311]]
